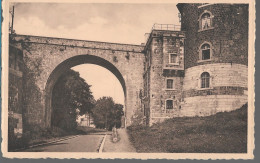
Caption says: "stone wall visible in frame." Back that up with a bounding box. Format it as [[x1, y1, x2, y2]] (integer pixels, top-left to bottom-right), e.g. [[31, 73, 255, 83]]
[[13, 35, 143, 53], [181, 95, 247, 117], [9, 46, 24, 138], [146, 30, 185, 125], [150, 94, 247, 124], [180, 62, 248, 118], [183, 63, 247, 90]]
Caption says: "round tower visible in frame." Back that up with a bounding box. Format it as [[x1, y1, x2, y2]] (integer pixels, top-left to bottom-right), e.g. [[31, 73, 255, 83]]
[[177, 3, 248, 116]]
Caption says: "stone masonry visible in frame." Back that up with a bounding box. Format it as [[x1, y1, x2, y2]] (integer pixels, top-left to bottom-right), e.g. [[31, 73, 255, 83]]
[[10, 35, 145, 129], [143, 3, 248, 125]]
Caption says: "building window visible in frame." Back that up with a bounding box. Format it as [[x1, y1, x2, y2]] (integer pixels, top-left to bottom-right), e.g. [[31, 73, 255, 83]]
[[169, 53, 178, 64], [199, 42, 213, 62], [199, 11, 213, 31], [166, 100, 173, 109], [201, 72, 210, 88], [201, 43, 211, 60], [166, 79, 174, 89], [201, 13, 211, 29]]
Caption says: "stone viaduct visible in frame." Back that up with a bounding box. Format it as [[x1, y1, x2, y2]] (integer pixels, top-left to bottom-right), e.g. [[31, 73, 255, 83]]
[[11, 34, 145, 128]]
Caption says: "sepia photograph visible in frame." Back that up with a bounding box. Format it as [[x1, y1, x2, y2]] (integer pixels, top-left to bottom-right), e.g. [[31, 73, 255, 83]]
[[1, 0, 255, 159]]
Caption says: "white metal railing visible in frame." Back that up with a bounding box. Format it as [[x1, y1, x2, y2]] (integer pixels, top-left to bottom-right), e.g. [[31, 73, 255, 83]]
[[152, 23, 181, 31], [144, 24, 182, 44]]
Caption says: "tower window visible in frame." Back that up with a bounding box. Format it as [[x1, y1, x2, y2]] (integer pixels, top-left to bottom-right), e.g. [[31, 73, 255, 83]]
[[201, 13, 211, 29], [166, 100, 173, 109], [201, 72, 210, 88], [166, 79, 174, 89], [201, 43, 211, 60], [199, 11, 214, 31], [169, 53, 178, 64]]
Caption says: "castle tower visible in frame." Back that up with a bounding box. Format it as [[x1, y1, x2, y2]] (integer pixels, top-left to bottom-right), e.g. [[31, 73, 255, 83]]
[[177, 3, 248, 117], [143, 25, 185, 125], [143, 3, 249, 125]]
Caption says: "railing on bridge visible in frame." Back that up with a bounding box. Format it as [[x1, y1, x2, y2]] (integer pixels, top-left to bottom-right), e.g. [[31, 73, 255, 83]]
[[144, 24, 182, 44], [152, 23, 181, 31]]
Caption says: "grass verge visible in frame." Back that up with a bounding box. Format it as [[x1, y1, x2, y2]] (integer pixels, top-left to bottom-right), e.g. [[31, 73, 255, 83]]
[[127, 103, 248, 153]]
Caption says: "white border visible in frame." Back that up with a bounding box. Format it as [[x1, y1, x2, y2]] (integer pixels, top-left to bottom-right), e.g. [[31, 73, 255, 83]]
[[1, 0, 255, 159]]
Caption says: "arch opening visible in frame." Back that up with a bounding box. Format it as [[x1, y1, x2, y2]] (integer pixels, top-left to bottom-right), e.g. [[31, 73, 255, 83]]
[[45, 54, 127, 128]]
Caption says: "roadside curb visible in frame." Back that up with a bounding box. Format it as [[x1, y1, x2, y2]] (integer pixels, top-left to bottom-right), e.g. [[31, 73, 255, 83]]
[[11, 135, 80, 152], [98, 134, 107, 153]]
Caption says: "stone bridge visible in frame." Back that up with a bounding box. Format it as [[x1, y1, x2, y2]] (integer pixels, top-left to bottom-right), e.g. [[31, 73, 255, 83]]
[[11, 34, 145, 128]]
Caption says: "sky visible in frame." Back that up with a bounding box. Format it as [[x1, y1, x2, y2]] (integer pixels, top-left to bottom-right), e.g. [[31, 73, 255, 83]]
[[11, 3, 180, 105], [71, 64, 124, 105], [12, 3, 180, 44]]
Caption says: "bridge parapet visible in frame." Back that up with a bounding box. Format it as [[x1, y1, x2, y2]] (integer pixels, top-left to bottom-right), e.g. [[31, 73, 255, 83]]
[[12, 34, 144, 53]]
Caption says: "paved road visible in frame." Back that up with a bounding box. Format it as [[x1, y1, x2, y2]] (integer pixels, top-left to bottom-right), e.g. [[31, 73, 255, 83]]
[[22, 132, 106, 152]]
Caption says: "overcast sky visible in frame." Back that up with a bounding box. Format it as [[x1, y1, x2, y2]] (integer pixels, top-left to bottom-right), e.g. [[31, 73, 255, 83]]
[[12, 3, 180, 105]]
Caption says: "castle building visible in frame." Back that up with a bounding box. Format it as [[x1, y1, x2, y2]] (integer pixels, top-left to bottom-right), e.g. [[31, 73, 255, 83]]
[[142, 3, 248, 125], [8, 45, 24, 138]]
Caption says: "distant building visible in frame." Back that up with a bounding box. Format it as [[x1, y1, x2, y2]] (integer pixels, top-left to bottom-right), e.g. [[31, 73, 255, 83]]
[[77, 113, 95, 128], [142, 3, 248, 125]]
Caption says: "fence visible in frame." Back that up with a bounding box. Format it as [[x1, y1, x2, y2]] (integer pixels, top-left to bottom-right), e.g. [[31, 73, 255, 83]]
[[152, 24, 181, 31], [144, 24, 181, 44]]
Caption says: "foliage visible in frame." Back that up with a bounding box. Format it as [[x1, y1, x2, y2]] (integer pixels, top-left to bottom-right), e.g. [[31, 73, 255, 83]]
[[130, 108, 145, 126], [51, 69, 95, 131], [127, 103, 248, 153], [92, 97, 124, 130]]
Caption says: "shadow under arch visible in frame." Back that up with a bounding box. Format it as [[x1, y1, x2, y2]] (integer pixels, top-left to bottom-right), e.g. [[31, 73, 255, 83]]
[[44, 54, 126, 127]]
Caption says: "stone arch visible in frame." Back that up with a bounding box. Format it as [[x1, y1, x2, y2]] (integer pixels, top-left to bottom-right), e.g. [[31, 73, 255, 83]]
[[44, 54, 127, 127]]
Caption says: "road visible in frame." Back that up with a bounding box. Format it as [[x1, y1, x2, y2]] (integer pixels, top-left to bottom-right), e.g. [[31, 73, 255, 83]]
[[21, 132, 106, 152]]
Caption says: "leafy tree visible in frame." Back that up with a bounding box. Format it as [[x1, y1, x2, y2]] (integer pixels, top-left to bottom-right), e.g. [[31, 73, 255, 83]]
[[110, 104, 124, 128], [92, 97, 124, 130], [51, 69, 95, 130]]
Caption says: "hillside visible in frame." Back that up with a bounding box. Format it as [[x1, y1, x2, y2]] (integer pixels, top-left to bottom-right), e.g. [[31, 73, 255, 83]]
[[127, 103, 248, 153]]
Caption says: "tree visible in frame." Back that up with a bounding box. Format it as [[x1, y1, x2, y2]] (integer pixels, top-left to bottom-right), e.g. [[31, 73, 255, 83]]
[[110, 104, 124, 128], [51, 69, 95, 131], [92, 97, 124, 130]]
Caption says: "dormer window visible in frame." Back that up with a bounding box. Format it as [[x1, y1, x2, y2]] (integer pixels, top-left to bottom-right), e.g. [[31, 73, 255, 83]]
[[199, 11, 214, 31]]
